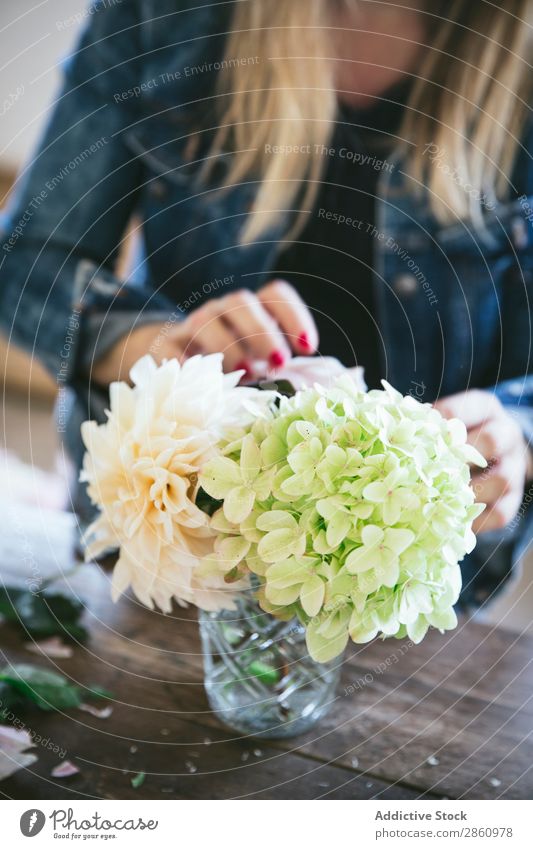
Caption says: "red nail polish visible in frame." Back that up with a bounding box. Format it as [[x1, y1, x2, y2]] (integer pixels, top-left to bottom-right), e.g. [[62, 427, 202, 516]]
[[269, 350, 285, 368], [235, 360, 252, 377], [298, 332, 311, 351]]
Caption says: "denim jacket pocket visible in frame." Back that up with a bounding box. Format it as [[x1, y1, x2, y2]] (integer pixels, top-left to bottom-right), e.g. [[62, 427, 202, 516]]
[[435, 195, 533, 258]]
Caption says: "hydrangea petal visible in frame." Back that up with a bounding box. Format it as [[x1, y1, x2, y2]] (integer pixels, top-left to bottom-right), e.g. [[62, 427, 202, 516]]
[[345, 545, 377, 574], [362, 525, 384, 547], [240, 435, 262, 483], [384, 528, 415, 555], [258, 528, 303, 563], [217, 536, 250, 569], [407, 614, 429, 643], [300, 575, 325, 617], [256, 510, 297, 532], [362, 481, 388, 502], [223, 486, 256, 524], [306, 619, 349, 662], [349, 610, 379, 643], [427, 607, 457, 630], [326, 511, 352, 548], [266, 583, 302, 606], [201, 457, 242, 500], [376, 557, 400, 589]]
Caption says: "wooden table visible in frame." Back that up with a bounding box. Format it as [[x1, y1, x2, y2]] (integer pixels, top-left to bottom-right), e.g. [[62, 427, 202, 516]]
[[1, 508, 532, 800]]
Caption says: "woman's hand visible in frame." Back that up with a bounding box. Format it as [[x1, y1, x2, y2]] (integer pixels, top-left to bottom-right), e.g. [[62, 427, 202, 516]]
[[91, 279, 318, 385], [435, 390, 532, 533]]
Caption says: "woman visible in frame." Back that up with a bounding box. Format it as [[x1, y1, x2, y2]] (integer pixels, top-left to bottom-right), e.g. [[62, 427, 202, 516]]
[[1, 0, 532, 607]]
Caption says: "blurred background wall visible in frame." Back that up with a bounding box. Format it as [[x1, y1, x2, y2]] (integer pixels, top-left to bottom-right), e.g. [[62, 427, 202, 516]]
[[1, 0, 88, 170], [0, 1, 88, 478], [0, 0, 87, 401]]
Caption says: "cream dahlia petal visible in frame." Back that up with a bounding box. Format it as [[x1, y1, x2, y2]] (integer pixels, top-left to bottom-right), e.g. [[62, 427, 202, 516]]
[[81, 354, 273, 611]]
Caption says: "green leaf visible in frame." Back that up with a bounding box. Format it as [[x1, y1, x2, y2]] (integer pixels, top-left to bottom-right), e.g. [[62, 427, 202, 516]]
[[220, 623, 246, 645], [0, 587, 87, 642], [83, 684, 114, 701], [195, 487, 222, 517], [131, 771, 146, 789], [0, 664, 82, 711], [0, 681, 25, 715], [0, 664, 112, 713], [247, 660, 280, 686], [223, 566, 242, 584], [259, 378, 295, 398]]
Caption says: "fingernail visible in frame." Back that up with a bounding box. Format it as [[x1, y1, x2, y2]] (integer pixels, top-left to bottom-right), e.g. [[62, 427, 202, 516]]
[[269, 350, 285, 368], [235, 360, 252, 377], [298, 332, 312, 351]]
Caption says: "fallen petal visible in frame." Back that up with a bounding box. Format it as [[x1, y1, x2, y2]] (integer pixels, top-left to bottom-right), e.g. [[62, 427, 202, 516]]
[[26, 637, 73, 659], [0, 727, 36, 780], [79, 703, 113, 719], [51, 760, 80, 778]]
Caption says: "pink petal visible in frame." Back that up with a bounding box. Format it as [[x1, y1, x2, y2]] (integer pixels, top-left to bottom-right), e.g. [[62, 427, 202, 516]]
[[78, 703, 113, 719], [0, 728, 37, 780], [51, 760, 80, 778], [25, 637, 73, 659], [0, 726, 33, 748]]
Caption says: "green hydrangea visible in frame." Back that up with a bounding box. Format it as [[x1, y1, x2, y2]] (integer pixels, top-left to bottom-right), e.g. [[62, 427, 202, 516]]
[[200, 376, 486, 662]]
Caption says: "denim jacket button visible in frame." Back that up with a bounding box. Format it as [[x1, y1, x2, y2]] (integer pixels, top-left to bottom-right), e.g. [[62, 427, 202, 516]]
[[393, 273, 418, 296], [149, 180, 168, 200]]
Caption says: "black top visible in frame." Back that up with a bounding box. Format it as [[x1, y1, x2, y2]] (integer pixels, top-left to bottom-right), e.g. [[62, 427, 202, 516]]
[[274, 85, 409, 389]]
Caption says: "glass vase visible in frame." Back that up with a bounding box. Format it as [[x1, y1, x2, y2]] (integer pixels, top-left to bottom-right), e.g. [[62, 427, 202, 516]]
[[199, 590, 341, 739]]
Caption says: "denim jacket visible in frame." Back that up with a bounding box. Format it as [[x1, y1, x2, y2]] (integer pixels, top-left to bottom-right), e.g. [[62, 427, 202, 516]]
[[1, 0, 532, 606]]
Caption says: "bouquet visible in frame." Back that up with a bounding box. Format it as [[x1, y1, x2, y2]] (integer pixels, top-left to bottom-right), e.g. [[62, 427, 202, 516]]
[[82, 354, 485, 663]]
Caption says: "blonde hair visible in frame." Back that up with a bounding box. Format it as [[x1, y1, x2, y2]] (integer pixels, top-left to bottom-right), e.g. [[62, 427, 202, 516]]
[[204, 0, 533, 243]]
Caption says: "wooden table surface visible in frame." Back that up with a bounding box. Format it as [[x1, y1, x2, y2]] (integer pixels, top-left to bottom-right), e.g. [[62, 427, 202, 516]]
[[0, 507, 532, 800]]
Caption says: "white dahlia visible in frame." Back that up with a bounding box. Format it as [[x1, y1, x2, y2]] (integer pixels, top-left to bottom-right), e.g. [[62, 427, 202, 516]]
[[81, 354, 271, 611]]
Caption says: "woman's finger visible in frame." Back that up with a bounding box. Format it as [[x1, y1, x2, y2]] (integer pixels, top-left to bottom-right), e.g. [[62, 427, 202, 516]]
[[189, 320, 249, 372], [172, 300, 249, 371], [434, 389, 502, 429], [470, 458, 516, 505], [258, 279, 319, 354], [473, 487, 523, 534], [220, 289, 292, 368], [468, 416, 522, 463]]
